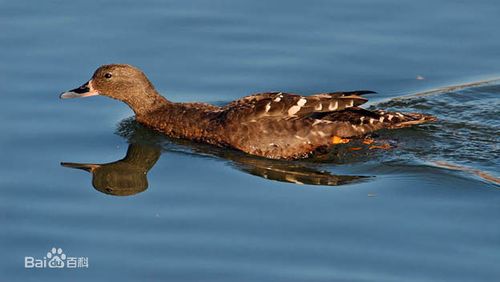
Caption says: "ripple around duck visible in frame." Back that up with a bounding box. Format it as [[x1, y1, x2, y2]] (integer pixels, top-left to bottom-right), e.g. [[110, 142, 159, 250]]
[[364, 81, 500, 184], [112, 91, 497, 191], [112, 80, 500, 186]]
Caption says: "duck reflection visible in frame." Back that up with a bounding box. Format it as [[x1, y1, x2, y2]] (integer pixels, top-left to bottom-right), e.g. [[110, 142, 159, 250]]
[[61, 119, 370, 196], [61, 144, 161, 196]]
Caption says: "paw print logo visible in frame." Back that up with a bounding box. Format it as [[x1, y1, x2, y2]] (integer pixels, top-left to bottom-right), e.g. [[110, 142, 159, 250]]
[[47, 247, 66, 268]]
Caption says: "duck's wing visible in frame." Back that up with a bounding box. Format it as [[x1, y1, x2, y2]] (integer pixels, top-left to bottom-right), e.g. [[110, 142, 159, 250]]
[[221, 91, 437, 159], [223, 90, 375, 120]]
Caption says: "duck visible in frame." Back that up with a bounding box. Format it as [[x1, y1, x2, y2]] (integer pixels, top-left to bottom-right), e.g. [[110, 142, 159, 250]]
[[60, 64, 436, 159]]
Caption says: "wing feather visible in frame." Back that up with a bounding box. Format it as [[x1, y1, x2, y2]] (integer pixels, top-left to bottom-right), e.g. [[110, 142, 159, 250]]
[[223, 90, 376, 122]]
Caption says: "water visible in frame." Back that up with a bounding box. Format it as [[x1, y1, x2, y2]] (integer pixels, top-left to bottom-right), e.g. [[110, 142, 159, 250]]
[[1, 0, 499, 281]]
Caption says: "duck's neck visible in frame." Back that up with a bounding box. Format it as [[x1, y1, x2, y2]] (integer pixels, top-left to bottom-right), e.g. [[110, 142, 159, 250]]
[[122, 89, 171, 117]]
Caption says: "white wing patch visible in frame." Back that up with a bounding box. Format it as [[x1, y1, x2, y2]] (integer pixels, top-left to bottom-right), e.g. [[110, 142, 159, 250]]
[[288, 98, 308, 116], [328, 101, 338, 111], [297, 98, 307, 107], [288, 106, 301, 116], [265, 102, 271, 112]]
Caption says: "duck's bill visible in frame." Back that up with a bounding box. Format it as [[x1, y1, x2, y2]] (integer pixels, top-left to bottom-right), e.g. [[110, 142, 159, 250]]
[[60, 80, 100, 99], [61, 162, 100, 172]]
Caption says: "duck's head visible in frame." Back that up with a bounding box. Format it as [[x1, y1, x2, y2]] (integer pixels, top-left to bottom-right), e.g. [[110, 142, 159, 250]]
[[60, 64, 167, 114]]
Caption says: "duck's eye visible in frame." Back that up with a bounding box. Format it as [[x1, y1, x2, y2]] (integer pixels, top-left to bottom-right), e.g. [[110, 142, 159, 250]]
[[104, 73, 112, 79]]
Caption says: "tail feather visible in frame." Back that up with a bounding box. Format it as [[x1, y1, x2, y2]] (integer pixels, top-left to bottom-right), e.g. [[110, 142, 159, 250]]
[[374, 110, 437, 129], [318, 107, 436, 138]]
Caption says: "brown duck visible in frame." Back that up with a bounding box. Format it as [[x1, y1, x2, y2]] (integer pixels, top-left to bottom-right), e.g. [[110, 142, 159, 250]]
[[60, 64, 436, 159]]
